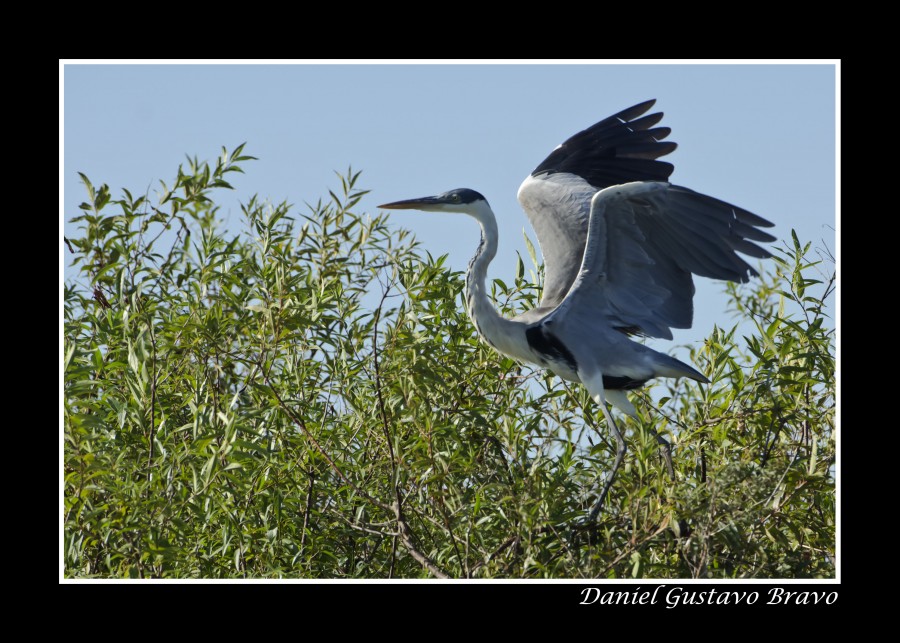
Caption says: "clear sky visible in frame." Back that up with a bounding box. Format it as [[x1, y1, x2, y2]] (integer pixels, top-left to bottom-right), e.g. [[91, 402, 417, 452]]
[[62, 62, 837, 355]]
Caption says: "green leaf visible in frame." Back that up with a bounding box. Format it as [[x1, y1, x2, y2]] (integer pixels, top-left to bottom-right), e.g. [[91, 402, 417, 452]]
[[523, 229, 538, 269], [62, 152, 835, 580]]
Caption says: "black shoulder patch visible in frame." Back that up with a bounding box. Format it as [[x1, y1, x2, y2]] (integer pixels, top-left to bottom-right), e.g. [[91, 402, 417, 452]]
[[525, 325, 578, 374], [602, 375, 648, 390]]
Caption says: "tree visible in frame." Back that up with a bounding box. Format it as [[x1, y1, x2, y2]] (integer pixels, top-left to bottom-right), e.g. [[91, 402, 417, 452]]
[[64, 147, 835, 578]]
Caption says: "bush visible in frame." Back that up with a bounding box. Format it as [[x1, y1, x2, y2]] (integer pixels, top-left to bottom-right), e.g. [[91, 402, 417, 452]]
[[64, 148, 835, 578]]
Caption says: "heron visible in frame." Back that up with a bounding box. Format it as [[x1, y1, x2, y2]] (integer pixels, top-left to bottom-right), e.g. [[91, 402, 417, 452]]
[[378, 100, 775, 521]]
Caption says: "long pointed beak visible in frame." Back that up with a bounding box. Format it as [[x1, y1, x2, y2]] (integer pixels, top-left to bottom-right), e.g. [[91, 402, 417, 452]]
[[378, 196, 443, 210]]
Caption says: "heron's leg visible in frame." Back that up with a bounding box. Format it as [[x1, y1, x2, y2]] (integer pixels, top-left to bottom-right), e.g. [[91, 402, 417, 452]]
[[588, 402, 627, 522], [608, 386, 674, 480], [646, 426, 675, 481]]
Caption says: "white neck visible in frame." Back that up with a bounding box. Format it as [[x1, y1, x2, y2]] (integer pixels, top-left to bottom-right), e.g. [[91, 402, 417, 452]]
[[463, 202, 526, 359]]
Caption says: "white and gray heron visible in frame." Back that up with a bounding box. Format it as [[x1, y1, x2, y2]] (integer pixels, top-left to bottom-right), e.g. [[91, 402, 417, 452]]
[[379, 100, 774, 521]]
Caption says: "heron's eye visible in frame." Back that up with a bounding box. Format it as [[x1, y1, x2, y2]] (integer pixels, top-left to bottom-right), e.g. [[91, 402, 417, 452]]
[[450, 193, 461, 203]]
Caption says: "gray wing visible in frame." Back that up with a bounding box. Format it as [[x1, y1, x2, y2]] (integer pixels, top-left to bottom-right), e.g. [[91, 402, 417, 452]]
[[517, 99, 677, 309], [545, 181, 775, 340]]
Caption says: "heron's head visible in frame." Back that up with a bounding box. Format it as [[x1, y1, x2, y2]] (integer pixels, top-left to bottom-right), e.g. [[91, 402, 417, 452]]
[[378, 188, 489, 215]]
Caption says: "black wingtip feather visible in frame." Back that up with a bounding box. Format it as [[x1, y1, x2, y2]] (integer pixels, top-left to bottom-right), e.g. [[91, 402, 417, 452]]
[[618, 141, 678, 160], [623, 112, 666, 133], [616, 99, 657, 121], [531, 100, 677, 189]]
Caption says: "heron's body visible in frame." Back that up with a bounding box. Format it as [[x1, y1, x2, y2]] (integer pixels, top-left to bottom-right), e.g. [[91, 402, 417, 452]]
[[379, 100, 774, 519]]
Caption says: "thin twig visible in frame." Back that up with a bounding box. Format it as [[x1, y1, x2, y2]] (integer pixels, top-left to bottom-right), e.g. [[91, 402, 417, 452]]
[[264, 373, 390, 512], [147, 323, 158, 474], [371, 289, 397, 481], [300, 472, 315, 554], [264, 369, 449, 578], [471, 535, 520, 575], [395, 509, 449, 579], [389, 535, 398, 579], [599, 522, 670, 577]]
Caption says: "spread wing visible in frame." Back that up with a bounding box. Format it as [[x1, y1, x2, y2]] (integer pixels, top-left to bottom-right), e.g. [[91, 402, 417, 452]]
[[545, 181, 775, 340], [517, 99, 678, 310]]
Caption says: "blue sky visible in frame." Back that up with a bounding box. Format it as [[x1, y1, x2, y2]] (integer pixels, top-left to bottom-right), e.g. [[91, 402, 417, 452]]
[[62, 62, 837, 355]]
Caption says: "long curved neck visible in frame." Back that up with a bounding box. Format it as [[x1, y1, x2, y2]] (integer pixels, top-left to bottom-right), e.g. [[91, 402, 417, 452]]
[[464, 203, 523, 358]]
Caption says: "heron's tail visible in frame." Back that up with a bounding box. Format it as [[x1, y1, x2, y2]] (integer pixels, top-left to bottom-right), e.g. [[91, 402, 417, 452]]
[[650, 351, 710, 384]]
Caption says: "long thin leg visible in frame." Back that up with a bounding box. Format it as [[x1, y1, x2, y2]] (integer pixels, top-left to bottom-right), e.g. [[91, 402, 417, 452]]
[[646, 426, 675, 481], [588, 402, 627, 522]]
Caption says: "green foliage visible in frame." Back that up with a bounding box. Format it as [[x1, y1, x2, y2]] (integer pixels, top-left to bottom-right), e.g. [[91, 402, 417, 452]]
[[64, 148, 835, 578]]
